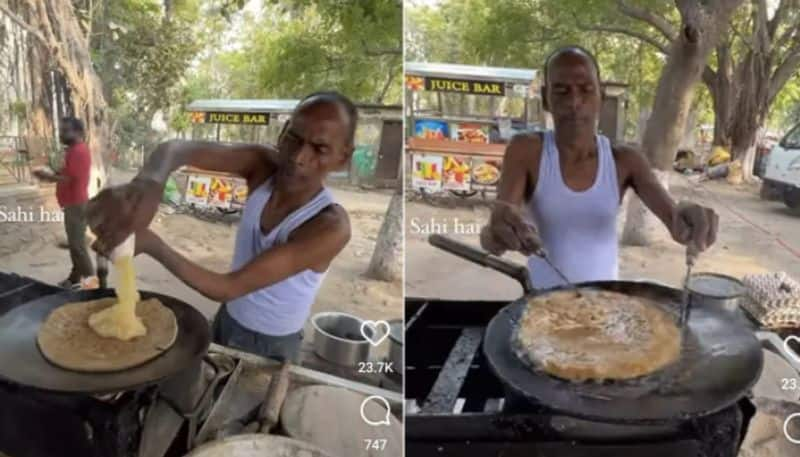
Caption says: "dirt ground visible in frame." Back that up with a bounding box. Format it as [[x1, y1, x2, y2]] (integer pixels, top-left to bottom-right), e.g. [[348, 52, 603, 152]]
[[0, 168, 402, 357], [406, 172, 800, 299]]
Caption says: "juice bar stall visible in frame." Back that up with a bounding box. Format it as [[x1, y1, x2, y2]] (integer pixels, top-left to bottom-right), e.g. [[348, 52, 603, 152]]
[[176, 99, 403, 215], [404, 62, 544, 198], [178, 99, 295, 214]]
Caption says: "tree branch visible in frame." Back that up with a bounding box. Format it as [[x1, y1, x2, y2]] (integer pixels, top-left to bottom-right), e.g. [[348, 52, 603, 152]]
[[769, 49, 800, 103], [702, 65, 717, 88], [767, 0, 793, 39], [0, 3, 49, 46], [364, 46, 402, 57], [772, 22, 800, 53], [584, 24, 669, 55], [616, 0, 677, 42], [376, 69, 397, 104]]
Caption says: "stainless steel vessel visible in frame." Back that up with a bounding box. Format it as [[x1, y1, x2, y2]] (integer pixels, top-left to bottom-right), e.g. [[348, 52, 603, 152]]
[[311, 312, 372, 366]]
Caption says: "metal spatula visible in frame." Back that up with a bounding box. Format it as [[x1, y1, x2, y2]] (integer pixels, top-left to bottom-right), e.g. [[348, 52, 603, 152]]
[[679, 244, 699, 328], [535, 247, 582, 296]]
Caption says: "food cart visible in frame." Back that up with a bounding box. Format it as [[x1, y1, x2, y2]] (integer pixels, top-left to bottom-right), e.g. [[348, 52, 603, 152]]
[[178, 99, 297, 213], [404, 62, 544, 197], [176, 99, 403, 214]]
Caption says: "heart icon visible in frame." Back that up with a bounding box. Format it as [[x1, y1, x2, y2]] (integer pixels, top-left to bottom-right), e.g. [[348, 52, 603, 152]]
[[360, 320, 391, 347], [783, 335, 800, 363]]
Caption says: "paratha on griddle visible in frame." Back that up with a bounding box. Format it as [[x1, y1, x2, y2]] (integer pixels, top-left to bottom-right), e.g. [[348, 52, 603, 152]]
[[37, 297, 177, 372], [514, 289, 681, 381]]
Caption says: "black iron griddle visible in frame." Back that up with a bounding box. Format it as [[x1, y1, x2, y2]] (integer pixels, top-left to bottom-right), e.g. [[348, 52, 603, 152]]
[[0, 288, 210, 394], [429, 234, 764, 423]]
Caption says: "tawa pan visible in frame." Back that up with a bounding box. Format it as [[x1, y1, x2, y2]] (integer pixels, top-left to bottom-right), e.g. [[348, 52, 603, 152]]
[[0, 288, 210, 394], [427, 234, 763, 423], [484, 280, 764, 423]]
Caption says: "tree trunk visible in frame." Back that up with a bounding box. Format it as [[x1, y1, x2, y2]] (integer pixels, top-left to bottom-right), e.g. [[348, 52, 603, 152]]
[[708, 41, 734, 148], [738, 143, 757, 182], [365, 189, 402, 282], [22, 4, 52, 142], [705, 0, 800, 180], [621, 0, 742, 246], [21, 0, 111, 195], [680, 106, 697, 151]]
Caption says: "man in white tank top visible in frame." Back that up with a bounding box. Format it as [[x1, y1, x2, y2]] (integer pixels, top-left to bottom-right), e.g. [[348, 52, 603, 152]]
[[481, 46, 719, 289], [86, 92, 355, 362]]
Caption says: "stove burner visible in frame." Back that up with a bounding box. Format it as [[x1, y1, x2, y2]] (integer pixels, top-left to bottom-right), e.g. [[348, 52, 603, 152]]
[[0, 272, 217, 457], [405, 297, 753, 457]]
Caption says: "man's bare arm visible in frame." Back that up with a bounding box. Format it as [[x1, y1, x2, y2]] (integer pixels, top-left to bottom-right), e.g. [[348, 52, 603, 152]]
[[481, 134, 542, 255], [617, 145, 718, 250], [616, 145, 676, 227], [137, 140, 279, 190], [496, 134, 539, 205], [143, 207, 350, 302]]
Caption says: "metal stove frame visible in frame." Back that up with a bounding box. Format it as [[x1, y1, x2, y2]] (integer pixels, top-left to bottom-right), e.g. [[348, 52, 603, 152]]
[[404, 296, 758, 457]]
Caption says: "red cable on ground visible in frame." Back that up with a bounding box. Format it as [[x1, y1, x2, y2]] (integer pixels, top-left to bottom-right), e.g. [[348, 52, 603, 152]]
[[686, 177, 800, 260]]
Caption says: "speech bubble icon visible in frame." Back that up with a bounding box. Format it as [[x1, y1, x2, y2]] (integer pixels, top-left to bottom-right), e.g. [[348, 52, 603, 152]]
[[360, 320, 391, 347], [360, 395, 392, 427], [784, 336, 800, 363], [784, 413, 800, 444]]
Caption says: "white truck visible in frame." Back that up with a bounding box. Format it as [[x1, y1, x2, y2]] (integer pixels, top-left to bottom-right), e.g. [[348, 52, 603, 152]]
[[762, 123, 800, 212]]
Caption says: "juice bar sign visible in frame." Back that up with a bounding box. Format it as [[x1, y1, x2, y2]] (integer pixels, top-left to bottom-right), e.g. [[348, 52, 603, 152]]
[[424, 77, 505, 96], [196, 112, 270, 125]]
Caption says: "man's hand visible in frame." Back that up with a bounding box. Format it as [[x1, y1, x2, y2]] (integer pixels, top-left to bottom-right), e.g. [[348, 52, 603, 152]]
[[480, 200, 541, 256], [32, 168, 56, 182], [670, 201, 719, 251], [88, 177, 163, 257], [133, 228, 162, 257]]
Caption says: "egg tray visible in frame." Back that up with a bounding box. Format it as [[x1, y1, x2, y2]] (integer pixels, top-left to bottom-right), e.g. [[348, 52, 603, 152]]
[[741, 272, 800, 330]]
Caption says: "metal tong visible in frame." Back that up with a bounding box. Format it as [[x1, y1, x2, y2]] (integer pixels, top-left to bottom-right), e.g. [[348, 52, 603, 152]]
[[679, 243, 700, 328]]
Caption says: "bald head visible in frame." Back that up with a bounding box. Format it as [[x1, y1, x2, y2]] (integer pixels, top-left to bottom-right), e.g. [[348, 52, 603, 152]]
[[543, 46, 601, 89], [295, 91, 358, 145], [541, 45, 603, 132]]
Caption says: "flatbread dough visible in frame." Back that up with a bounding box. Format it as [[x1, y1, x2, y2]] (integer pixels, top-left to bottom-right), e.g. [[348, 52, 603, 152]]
[[37, 297, 178, 372], [514, 289, 681, 381]]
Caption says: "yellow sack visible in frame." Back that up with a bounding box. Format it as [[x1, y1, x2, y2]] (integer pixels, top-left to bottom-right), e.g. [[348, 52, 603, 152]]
[[708, 146, 731, 166], [727, 160, 743, 185]]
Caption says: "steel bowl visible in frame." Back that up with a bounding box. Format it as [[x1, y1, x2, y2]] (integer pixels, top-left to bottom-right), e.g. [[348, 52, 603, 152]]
[[311, 312, 372, 366], [688, 272, 748, 318]]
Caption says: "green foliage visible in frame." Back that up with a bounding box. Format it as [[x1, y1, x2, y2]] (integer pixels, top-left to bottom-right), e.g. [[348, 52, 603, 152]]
[[406, 0, 671, 139], [8, 101, 27, 120], [407, 0, 800, 139], [188, 0, 402, 104]]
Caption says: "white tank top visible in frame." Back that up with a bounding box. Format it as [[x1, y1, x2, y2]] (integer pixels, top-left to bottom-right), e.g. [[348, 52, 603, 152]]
[[227, 177, 334, 335], [526, 130, 620, 289]]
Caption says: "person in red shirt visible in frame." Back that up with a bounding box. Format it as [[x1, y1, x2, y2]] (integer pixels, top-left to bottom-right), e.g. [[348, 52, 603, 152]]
[[33, 117, 94, 288]]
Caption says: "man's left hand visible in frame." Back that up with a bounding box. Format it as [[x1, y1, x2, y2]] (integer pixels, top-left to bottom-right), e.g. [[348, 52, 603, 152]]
[[670, 202, 719, 251], [32, 169, 54, 181]]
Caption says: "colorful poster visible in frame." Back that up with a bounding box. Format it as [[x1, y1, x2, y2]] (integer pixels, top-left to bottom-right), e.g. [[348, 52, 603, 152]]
[[414, 119, 450, 140], [208, 176, 235, 209], [185, 175, 211, 206], [454, 123, 489, 143], [231, 180, 248, 208], [471, 158, 502, 188], [405, 75, 424, 91], [442, 155, 471, 191], [411, 154, 443, 192]]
